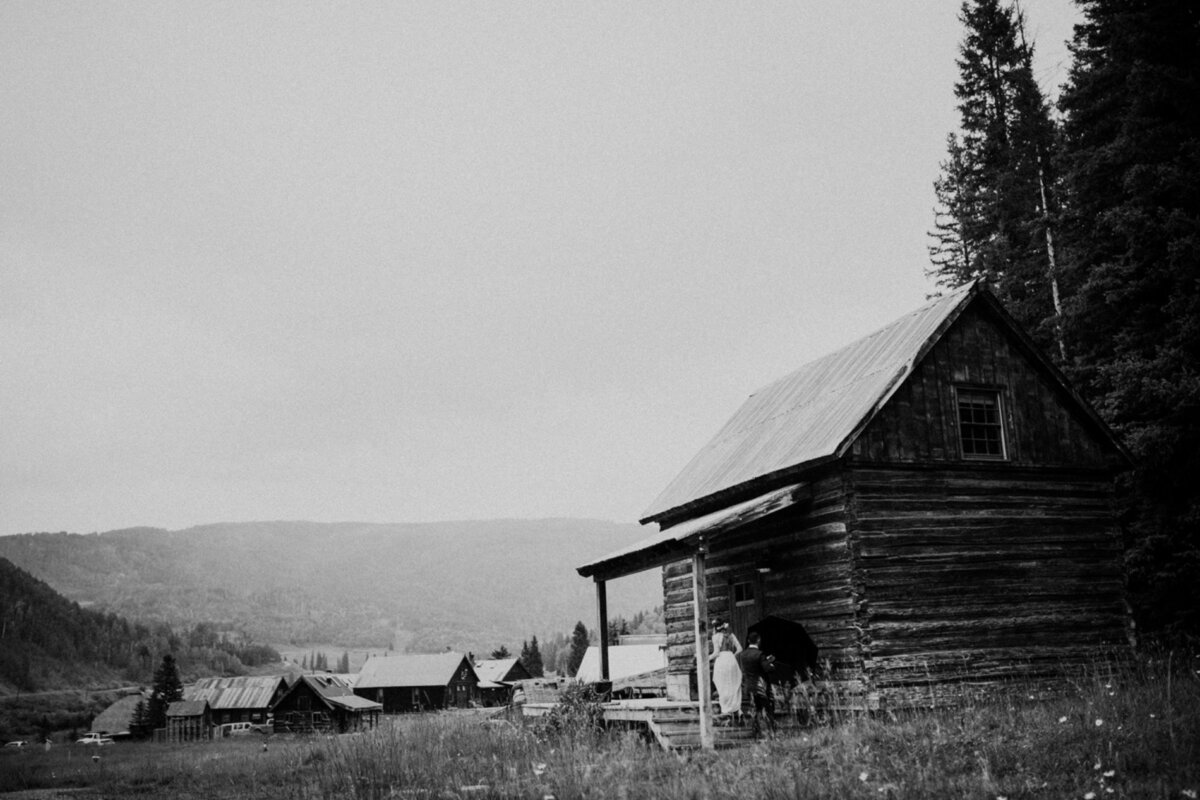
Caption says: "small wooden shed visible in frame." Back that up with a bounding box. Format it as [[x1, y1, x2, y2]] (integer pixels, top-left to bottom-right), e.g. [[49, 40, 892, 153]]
[[579, 283, 1132, 731], [165, 700, 212, 742], [353, 652, 480, 712]]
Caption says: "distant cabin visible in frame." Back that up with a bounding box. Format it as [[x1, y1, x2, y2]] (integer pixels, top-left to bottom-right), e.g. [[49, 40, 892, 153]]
[[165, 699, 211, 742], [90, 693, 145, 739], [273, 674, 382, 732], [580, 283, 1132, 707], [354, 652, 479, 712], [576, 642, 668, 698], [473, 658, 533, 706], [183, 675, 289, 726]]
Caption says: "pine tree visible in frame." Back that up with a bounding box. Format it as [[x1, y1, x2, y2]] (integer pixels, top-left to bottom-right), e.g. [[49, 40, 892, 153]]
[[1058, 0, 1200, 645], [147, 654, 183, 731], [129, 697, 152, 739], [566, 622, 589, 677], [491, 644, 511, 659], [525, 636, 544, 678], [929, 0, 1066, 358]]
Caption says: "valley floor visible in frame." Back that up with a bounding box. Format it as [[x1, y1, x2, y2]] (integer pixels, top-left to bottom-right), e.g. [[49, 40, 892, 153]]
[[1, 655, 1197, 799]]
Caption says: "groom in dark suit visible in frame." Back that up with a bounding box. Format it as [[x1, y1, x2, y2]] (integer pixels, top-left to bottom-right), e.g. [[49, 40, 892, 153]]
[[736, 631, 775, 737]]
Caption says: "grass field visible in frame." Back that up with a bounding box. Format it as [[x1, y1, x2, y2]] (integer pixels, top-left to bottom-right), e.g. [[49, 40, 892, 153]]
[[2, 654, 1196, 799]]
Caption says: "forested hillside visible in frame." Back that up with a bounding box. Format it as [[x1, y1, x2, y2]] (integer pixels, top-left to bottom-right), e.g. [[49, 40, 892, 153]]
[[0, 519, 659, 656], [0, 558, 278, 693], [929, 0, 1200, 646]]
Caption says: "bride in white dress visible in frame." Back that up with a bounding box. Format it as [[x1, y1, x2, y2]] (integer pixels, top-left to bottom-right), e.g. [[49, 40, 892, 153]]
[[709, 620, 743, 715]]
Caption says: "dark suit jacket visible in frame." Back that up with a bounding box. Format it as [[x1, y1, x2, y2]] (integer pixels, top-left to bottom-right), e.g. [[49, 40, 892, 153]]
[[737, 645, 772, 692]]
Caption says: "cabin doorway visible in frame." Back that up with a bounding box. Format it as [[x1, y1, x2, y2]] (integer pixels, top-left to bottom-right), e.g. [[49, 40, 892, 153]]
[[729, 576, 764, 647]]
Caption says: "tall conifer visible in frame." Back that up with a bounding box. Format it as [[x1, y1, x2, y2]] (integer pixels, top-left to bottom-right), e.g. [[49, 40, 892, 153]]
[[929, 0, 1065, 357], [1058, 0, 1200, 644]]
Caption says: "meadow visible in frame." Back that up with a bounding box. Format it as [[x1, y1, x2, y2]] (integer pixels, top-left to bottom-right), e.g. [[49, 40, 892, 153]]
[[1, 654, 1196, 800]]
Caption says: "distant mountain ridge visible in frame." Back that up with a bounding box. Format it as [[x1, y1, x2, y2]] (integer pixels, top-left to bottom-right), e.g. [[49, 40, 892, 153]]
[[0, 519, 660, 654]]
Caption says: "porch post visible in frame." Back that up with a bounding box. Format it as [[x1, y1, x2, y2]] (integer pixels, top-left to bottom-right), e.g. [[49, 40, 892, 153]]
[[595, 578, 610, 681], [692, 536, 713, 750]]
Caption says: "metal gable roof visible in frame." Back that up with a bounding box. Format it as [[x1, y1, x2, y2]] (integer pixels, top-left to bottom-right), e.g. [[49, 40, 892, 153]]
[[473, 658, 521, 683], [641, 284, 976, 523], [575, 644, 666, 683], [183, 675, 286, 710], [354, 652, 474, 690], [92, 694, 144, 735]]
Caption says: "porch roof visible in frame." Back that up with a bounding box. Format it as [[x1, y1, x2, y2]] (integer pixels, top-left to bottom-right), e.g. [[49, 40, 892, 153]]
[[576, 482, 805, 581]]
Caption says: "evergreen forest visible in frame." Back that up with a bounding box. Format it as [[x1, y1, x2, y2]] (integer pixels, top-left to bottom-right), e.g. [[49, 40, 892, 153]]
[[929, 0, 1199, 647]]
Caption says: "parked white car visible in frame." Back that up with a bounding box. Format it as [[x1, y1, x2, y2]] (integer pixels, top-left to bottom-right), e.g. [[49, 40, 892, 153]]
[[76, 733, 114, 746]]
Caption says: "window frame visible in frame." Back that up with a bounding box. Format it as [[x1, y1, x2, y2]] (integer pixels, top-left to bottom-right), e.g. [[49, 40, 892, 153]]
[[954, 385, 1008, 461]]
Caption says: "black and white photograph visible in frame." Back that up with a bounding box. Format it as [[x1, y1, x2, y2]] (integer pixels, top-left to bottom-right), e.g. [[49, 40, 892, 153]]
[[2, 1, 1197, 797]]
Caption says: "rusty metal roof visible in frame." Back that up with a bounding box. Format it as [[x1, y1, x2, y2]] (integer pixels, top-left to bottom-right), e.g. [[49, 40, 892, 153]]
[[354, 652, 474, 690], [641, 284, 976, 523], [183, 675, 287, 710]]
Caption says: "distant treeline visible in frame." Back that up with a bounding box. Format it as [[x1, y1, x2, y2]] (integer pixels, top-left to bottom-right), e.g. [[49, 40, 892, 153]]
[[0, 557, 278, 693]]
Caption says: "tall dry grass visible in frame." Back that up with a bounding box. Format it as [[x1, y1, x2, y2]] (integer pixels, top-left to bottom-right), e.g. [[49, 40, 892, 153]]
[[2, 653, 1196, 799]]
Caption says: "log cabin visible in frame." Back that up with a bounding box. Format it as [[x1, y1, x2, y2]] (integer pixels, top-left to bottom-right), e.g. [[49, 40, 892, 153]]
[[272, 673, 382, 732], [353, 652, 479, 712], [579, 282, 1132, 714]]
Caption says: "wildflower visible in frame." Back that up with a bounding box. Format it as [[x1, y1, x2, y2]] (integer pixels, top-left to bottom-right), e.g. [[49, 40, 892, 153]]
[[1182, 791, 1197, 800], [1059, 716, 1068, 723], [1084, 792, 1096, 800], [1093, 760, 1102, 771], [859, 771, 869, 782], [1103, 770, 1115, 778], [1149, 713, 1156, 719], [1094, 718, 1104, 727], [532, 763, 547, 777]]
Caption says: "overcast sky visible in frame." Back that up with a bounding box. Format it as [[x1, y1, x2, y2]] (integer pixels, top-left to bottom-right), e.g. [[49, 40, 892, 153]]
[[1, 1, 1080, 535]]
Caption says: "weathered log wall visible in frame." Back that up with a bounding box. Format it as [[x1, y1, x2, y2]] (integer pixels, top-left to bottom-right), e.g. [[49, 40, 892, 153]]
[[847, 465, 1128, 702], [851, 305, 1118, 469], [661, 474, 863, 683]]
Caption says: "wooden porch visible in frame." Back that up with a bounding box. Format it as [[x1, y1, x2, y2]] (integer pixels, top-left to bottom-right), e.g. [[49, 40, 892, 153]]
[[521, 693, 870, 750]]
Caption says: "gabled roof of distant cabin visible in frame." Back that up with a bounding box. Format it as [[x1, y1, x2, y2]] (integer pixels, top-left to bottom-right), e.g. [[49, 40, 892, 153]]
[[183, 675, 288, 710], [575, 644, 667, 683], [92, 694, 144, 736], [355, 652, 475, 690], [165, 699, 209, 718], [639, 282, 1130, 527], [473, 658, 529, 684], [288, 673, 382, 712]]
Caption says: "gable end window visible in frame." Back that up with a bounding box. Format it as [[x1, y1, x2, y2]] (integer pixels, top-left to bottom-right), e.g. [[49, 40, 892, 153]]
[[956, 387, 1006, 459]]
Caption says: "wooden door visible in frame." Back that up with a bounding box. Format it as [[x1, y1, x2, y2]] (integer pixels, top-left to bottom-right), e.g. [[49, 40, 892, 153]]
[[729, 576, 763, 647]]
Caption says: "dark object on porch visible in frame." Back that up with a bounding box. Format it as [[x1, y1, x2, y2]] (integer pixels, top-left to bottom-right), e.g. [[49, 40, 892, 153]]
[[748, 616, 818, 679]]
